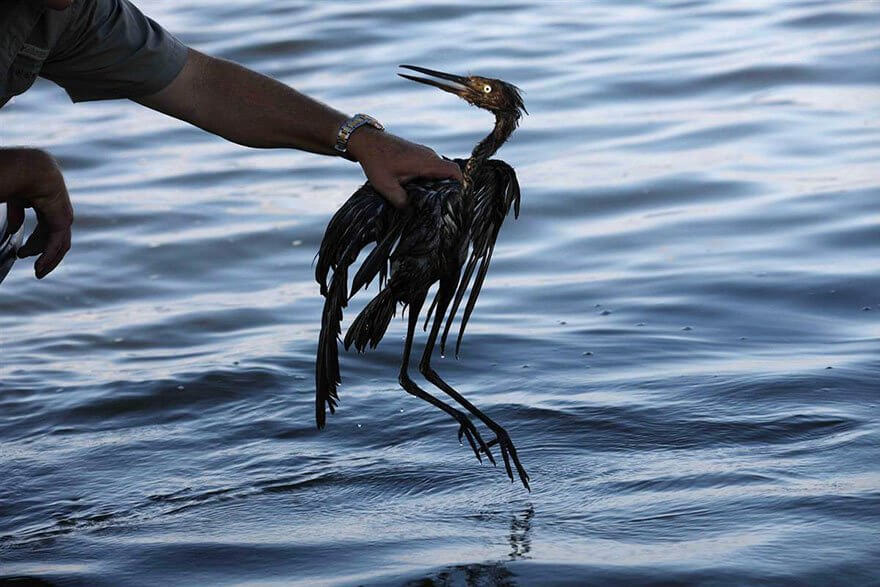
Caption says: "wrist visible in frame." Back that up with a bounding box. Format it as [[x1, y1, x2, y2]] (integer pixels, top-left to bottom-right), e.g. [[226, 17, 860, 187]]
[[334, 113, 384, 162], [345, 125, 383, 163]]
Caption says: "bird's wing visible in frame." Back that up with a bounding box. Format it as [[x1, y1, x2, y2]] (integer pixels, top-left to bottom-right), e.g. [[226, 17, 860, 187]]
[[314, 183, 401, 428], [315, 184, 402, 297], [441, 159, 521, 357]]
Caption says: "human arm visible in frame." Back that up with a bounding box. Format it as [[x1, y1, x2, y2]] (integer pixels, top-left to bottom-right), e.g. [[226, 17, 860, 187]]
[[38, 0, 459, 207], [0, 149, 74, 279], [133, 49, 461, 207]]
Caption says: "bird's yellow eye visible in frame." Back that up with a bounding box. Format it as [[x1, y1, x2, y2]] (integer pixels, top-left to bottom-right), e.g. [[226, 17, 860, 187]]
[[483, 84, 492, 93]]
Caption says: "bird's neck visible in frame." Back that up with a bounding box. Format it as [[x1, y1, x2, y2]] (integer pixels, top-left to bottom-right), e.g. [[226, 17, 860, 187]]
[[463, 113, 517, 194]]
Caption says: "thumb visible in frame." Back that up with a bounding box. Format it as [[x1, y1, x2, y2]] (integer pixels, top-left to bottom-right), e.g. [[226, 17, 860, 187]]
[[375, 181, 409, 209], [18, 221, 47, 258]]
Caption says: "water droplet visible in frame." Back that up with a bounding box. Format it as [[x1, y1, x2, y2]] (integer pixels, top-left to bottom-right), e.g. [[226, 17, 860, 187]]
[[825, 366, 833, 369], [636, 322, 645, 327], [682, 326, 692, 331], [113, 337, 124, 343], [862, 306, 872, 311], [522, 364, 530, 368], [440, 353, 446, 359], [291, 240, 302, 246], [740, 337, 747, 340], [399, 409, 404, 413], [600, 310, 611, 316], [177, 385, 184, 390], [582, 351, 592, 356], [357, 423, 362, 428], [558, 320, 567, 325]]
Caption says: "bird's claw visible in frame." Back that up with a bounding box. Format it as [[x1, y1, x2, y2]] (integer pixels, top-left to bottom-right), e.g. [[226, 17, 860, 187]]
[[456, 415, 495, 466], [490, 429, 530, 491], [480, 438, 499, 450]]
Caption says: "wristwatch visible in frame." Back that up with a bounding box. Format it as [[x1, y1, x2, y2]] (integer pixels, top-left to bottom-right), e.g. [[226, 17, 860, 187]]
[[334, 113, 384, 154]]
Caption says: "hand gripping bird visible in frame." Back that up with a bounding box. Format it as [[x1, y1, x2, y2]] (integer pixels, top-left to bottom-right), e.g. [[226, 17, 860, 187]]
[[314, 65, 529, 489]]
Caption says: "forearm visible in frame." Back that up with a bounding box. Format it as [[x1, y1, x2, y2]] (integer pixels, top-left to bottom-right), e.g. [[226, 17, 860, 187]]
[[136, 49, 347, 154], [134, 48, 462, 208]]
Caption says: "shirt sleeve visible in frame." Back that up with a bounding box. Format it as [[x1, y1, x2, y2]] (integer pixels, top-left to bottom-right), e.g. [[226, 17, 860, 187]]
[[39, 0, 188, 102]]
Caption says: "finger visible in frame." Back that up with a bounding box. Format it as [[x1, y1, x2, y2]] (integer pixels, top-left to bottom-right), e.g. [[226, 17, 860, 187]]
[[5, 202, 25, 237], [18, 222, 48, 258], [419, 157, 463, 182], [376, 182, 409, 209], [34, 228, 71, 279], [20, 188, 74, 262]]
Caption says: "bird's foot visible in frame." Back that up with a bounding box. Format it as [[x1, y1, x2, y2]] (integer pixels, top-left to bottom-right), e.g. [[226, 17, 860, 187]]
[[487, 428, 530, 491], [455, 413, 496, 466]]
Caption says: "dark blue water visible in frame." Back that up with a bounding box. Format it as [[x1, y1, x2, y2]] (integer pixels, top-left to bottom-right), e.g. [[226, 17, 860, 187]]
[[2, 1, 879, 585]]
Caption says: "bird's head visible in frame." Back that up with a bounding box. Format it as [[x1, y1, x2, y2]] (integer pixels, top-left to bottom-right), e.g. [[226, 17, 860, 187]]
[[399, 65, 526, 119]]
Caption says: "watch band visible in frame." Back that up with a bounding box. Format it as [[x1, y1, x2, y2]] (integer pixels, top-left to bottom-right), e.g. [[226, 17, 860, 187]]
[[334, 113, 384, 153]]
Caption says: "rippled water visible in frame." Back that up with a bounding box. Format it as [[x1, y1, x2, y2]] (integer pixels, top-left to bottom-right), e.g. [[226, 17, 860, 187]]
[[2, 1, 880, 584]]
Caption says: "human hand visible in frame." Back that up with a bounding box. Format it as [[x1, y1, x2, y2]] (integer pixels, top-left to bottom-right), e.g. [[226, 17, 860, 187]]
[[347, 127, 463, 208], [1, 149, 74, 279]]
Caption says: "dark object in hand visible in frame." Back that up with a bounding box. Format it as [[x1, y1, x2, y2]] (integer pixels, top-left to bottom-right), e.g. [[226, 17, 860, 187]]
[[314, 66, 529, 490]]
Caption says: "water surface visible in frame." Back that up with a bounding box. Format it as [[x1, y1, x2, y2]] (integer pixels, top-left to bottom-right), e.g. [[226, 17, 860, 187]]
[[2, 1, 879, 585]]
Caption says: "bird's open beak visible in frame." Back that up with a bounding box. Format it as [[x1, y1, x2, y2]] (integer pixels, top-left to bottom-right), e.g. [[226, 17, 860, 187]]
[[398, 65, 471, 98]]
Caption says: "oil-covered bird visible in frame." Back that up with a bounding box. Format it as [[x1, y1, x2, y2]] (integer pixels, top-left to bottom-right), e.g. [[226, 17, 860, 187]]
[[314, 65, 529, 489]]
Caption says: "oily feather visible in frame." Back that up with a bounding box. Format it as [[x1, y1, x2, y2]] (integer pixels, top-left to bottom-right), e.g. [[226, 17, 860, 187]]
[[441, 159, 521, 356]]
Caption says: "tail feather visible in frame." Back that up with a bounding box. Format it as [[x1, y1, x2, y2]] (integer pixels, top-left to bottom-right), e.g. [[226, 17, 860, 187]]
[[441, 253, 479, 354], [315, 267, 348, 429], [423, 295, 439, 331], [344, 288, 397, 353]]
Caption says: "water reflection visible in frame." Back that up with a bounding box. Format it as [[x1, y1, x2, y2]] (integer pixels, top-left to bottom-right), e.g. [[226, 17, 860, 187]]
[[507, 505, 534, 561], [404, 506, 534, 586]]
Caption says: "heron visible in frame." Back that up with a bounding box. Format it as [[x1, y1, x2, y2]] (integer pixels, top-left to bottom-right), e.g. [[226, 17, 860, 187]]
[[314, 65, 529, 489]]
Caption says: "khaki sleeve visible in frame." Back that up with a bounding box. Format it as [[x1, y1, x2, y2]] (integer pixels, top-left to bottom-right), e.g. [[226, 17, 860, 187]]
[[40, 0, 188, 102]]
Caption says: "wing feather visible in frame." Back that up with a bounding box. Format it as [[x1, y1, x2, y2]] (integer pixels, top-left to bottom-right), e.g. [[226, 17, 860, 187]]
[[315, 184, 396, 293], [441, 160, 521, 357], [314, 184, 397, 428]]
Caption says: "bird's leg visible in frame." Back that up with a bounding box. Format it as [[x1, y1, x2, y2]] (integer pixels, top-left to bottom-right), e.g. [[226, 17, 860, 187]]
[[419, 285, 530, 490], [398, 290, 490, 464]]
